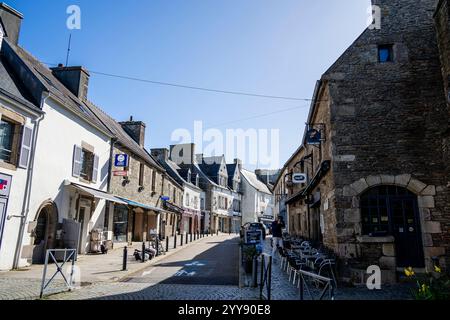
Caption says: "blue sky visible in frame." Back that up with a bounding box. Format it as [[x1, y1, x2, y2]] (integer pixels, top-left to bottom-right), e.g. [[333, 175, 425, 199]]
[[8, 0, 370, 169]]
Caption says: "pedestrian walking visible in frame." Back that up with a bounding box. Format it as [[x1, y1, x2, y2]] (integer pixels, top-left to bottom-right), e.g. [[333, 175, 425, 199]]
[[271, 216, 285, 259]]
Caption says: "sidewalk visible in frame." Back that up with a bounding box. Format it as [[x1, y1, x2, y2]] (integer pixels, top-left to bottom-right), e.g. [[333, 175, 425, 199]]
[[258, 237, 414, 300], [0, 232, 217, 300]]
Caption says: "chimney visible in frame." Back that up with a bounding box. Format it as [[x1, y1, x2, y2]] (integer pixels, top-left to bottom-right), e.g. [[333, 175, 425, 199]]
[[196, 154, 204, 164], [119, 116, 146, 147], [151, 148, 169, 161], [51, 65, 90, 101], [234, 158, 242, 170], [170, 143, 195, 165], [0, 3, 23, 45]]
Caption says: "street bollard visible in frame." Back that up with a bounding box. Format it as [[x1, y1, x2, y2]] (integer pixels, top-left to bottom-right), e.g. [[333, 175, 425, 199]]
[[174, 234, 177, 249], [166, 236, 169, 253], [142, 242, 146, 262], [181, 234, 184, 246], [186, 233, 188, 245], [190, 233, 193, 242], [156, 238, 159, 256], [122, 246, 127, 271]]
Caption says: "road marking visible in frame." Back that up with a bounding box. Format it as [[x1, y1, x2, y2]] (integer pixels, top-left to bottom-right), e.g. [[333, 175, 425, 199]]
[[174, 270, 196, 277], [142, 268, 155, 277], [185, 261, 206, 267]]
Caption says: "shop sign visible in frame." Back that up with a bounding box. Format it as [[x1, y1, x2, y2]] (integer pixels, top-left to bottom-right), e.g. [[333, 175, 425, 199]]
[[115, 154, 129, 167], [0, 173, 12, 197], [306, 128, 322, 145]]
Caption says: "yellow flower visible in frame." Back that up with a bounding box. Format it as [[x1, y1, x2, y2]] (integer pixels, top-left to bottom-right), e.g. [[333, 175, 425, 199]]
[[404, 267, 415, 277], [434, 265, 442, 273]]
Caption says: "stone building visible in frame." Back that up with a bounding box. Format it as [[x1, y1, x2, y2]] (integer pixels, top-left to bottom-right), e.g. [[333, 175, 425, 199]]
[[152, 144, 203, 235], [276, 0, 450, 284], [87, 107, 183, 244]]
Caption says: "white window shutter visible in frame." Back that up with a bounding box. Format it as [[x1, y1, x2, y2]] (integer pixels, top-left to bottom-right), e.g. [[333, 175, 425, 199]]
[[19, 126, 33, 169], [72, 145, 82, 178], [92, 154, 99, 183]]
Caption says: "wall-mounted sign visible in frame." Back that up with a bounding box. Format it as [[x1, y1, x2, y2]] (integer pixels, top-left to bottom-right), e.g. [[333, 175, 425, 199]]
[[0, 173, 12, 197], [114, 154, 129, 167], [161, 196, 170, 201], [113, 170, 128, 177], [306, 128, 322, 145], [292, 173, 307, 184]]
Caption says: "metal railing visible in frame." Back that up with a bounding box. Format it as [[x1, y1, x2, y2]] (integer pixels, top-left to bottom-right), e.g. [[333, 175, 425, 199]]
[[259, 253, 272, 300], [298, 269, 335, 300], [40, 249, 77, 299]]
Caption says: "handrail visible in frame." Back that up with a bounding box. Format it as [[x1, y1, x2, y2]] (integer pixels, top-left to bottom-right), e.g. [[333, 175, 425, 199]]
[[298, 269, 335, 300]]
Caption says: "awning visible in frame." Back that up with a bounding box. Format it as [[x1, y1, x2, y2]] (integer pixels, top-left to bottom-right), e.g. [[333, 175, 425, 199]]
[[71, 183, 128, 205], [117, 197, 163, 212]]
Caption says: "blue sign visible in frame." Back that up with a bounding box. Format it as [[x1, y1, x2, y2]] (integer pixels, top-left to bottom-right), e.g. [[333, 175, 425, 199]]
[[115, 154, 129, 167], [306, 129, 322, 145], [161, 196, 170, 201]]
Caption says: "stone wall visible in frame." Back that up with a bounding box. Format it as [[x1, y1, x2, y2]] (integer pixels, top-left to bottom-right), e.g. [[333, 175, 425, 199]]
[[319, 0, 450, 276]]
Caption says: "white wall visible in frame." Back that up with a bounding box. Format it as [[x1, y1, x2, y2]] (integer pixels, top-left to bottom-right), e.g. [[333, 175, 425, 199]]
[[0, 98, 38, 270], [17, 97, 111, 267]]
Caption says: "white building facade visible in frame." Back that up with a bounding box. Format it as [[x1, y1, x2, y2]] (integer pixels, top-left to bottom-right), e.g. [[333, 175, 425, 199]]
[[240, 169, 274, 226]]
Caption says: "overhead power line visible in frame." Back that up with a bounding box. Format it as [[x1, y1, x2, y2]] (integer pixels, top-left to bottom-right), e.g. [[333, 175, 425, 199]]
[[205, 104, 311, 129], [43, 61, 315, 102]]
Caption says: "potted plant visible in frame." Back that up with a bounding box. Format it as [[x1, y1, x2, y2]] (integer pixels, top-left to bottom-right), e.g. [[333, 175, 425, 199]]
[[243, 245, 258, 274]]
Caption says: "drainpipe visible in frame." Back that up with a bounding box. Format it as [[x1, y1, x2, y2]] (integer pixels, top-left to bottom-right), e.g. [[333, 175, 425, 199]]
[[106, 137, 118, 194], [105, 137, 117, 232], [13, 92, 48, 269]]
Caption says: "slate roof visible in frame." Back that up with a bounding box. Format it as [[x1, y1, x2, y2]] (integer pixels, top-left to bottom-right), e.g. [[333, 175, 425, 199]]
[[241, 169, 272, 195], [0, 54, 41, 112], [85, 101, 164, 171], [3, 39, 112, 136], [155, 157, 200, 191], [226, 163, 238, 188]]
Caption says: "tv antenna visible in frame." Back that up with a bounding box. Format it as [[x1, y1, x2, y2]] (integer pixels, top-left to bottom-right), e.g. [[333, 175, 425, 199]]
[[65, 33, 72, 66]]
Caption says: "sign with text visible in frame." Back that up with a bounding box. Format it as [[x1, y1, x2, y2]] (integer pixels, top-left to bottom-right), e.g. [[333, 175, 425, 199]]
[[113, 170, 128, 177], [0, 173, 12, 197], [244, 230, 263, 245], [306, 128, 322, 145], [114, 154, 129, 167], [292, 173, 307, 184]]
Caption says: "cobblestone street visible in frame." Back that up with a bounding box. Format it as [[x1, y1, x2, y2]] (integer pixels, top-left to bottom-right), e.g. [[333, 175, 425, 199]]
[[21, 235, 416, 301]]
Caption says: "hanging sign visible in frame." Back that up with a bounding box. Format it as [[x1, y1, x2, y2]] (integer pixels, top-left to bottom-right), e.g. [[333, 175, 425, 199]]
[[115, 154, 129, 167], [113, 171, 128, 177], [306, 128, 322, 145], [292, 173, 307, 184]]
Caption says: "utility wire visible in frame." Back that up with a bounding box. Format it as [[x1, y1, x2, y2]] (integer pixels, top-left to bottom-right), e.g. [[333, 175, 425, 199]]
[[204, 104, 310, 129], [43, 61, 316, 102]]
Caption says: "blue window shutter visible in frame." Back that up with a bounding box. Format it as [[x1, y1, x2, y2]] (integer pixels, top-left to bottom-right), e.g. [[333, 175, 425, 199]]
[[18, 126, 33, 169], [72, 145, 82, 178], [92, 154, 99, 183]]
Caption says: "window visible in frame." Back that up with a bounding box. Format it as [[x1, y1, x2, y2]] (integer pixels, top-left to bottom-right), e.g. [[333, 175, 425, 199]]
[[378, 45, 393, 62], [151, 170, 156, 191], [194, 196, 198, 209], [0, 119, 15, 163], [186, 193, 190, 206], [173, 187, 176, 203], [80, 149, 94, 181], [138, 163, 145, 187], [73, 145, 98, 183]]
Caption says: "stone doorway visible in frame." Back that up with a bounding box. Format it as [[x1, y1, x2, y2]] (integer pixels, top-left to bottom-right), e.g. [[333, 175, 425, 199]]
[[32, 201, 58, 264]]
